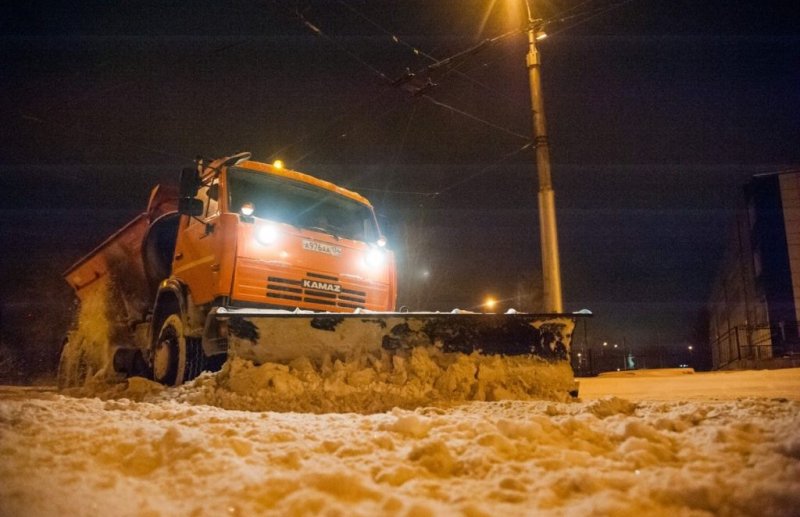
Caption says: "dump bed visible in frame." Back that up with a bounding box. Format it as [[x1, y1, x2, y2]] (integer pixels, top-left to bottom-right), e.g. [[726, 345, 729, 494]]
[[63, 185, 179, 323]]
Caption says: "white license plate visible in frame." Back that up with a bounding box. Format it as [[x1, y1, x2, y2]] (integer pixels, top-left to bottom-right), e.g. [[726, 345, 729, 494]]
[[302, 239, 342, 256]]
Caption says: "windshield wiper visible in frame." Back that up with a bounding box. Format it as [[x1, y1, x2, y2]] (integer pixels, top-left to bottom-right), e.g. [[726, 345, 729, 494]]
[[306, 225, 341, 241]]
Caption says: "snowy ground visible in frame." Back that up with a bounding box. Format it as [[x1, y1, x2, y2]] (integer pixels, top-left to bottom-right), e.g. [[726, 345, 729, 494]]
[[1, 367, 799, 516]]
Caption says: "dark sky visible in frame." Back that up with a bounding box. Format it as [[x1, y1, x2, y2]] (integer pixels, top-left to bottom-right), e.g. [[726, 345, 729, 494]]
[[1, 0, 799, 355]]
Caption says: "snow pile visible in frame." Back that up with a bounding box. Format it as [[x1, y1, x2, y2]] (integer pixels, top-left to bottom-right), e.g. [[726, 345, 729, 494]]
[[1, 369, 799, 516], [89, 348, 576, 413]]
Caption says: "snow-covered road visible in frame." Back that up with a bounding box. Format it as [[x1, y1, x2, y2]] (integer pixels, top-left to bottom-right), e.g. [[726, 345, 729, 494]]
[[1, 368, 799, 516]]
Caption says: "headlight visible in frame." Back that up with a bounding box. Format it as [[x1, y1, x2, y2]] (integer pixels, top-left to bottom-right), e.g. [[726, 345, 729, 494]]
[[365, 248, 385, 268], [255, 225, 280, 245]]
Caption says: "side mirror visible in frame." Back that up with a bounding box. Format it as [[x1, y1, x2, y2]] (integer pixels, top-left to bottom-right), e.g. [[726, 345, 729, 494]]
[[179, 167, 200, 198], [178, 197, 204, 217]]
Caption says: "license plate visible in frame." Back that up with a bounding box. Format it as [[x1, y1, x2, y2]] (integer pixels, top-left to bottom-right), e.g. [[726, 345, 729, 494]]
[[302, 239, 342, 256]]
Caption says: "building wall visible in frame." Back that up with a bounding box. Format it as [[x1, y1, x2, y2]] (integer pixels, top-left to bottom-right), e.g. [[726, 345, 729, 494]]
[[708, 207, 770, 369], [780, 173, 800, 338], [708, 171, 800, 369]]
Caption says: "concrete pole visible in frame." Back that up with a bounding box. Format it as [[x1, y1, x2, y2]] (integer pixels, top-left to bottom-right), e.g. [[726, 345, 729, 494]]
[[526, 18, 563, 313]]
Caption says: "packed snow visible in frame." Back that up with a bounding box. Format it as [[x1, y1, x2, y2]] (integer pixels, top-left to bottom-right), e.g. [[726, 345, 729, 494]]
[[2, 367, 799, 516], [57, 280, 578, 411], [79, 352, 576, 414]]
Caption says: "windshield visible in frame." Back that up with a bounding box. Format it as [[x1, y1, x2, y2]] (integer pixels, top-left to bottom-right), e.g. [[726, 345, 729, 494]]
[[228, 167, 380, 243]]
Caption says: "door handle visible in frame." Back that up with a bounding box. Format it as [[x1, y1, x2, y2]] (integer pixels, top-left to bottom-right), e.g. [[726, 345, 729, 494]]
[[175, 252, 184, 260]]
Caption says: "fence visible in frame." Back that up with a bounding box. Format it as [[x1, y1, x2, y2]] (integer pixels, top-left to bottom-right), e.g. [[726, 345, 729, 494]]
[[711, 324, 774, 370]]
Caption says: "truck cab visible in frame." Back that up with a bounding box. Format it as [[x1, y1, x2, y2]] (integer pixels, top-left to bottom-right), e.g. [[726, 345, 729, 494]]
[[174, 155, 396, 313]]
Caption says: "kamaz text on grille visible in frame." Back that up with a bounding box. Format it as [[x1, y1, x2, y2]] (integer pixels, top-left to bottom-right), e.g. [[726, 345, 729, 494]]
[[303, 279, 342, 293]]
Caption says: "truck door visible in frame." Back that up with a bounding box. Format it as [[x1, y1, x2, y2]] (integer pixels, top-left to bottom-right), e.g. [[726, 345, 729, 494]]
[[172, 178, 222, 304]]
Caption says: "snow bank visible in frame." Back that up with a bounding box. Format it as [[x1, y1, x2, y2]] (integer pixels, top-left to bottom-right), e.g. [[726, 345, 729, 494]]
[[1, 370, 799, 516], [580, 367, 800, 402], [76, 347, 576, 414]]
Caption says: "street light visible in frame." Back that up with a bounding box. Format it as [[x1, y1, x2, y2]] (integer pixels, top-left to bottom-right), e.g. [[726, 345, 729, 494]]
[[523, 1, 563, 313]]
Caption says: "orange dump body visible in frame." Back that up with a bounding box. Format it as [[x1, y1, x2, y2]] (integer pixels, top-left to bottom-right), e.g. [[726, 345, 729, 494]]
[[63, 185, 179, 319]]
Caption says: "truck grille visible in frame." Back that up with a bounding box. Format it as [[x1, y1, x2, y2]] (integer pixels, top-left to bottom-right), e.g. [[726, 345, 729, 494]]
[[266, 273, 367, 310]]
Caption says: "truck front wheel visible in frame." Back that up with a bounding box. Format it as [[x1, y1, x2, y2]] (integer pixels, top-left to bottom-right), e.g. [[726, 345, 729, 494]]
[[152, 314, 204, 386]]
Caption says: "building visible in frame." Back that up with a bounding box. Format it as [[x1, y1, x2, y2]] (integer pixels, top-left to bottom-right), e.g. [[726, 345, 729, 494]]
[[708, 170, 800, 369]]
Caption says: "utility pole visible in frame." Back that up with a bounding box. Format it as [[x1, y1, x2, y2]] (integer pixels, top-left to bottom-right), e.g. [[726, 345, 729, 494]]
[[525, 2, 563, 313]]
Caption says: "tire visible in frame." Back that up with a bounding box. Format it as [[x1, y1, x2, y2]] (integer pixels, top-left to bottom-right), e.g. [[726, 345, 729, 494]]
[[152, 314, 205, 386]]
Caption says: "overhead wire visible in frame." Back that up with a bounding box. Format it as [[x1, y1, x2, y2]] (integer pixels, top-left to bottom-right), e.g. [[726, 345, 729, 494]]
[[436, 142, 534, 195], [14, 0, 636, 180], [272, 0, 642, 198], [292, 12, 393, 84], [420, 95, 529, 141], [545, 0, 638, 37], [336, 0, 521, 105], [283, 4, 530, 147], [280, 0, 642, 199], [328, 0, 639, 197]]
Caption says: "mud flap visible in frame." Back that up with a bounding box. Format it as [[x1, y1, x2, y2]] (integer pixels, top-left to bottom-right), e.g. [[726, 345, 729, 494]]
[[206, 308, 580, 366]]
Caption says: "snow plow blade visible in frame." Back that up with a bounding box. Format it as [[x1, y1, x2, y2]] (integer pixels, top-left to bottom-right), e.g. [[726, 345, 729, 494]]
[[207, 308, 581, 365]]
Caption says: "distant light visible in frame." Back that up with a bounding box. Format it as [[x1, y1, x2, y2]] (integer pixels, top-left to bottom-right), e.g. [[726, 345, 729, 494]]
[[420, 269, 431, 279], [273, 160, 285, 169], [484, 297, 497, 311], [536, 32, 547, 41], [613, 344, 618, 349], [241, 202, 255, 217], [577, 353, 582, 358], [688, 345, 694, 351], [377, 236, 387, 247]]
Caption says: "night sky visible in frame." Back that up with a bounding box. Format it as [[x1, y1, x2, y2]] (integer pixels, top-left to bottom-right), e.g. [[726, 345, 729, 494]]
[[1, 0, 798, 364]]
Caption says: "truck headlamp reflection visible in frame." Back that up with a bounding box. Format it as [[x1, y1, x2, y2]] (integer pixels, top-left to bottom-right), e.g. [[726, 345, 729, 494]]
[[255, 225, 280, 246], [364, 247, 385, 269]]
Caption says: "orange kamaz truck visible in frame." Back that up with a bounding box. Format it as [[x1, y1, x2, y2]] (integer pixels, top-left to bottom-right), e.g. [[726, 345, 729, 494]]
[[58, 152, 578, 388]]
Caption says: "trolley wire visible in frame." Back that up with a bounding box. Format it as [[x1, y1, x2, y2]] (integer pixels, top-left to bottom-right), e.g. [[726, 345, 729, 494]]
[[323, 0, 638, 197]]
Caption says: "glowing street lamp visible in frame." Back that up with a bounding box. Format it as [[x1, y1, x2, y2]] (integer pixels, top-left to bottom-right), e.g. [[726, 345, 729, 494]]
[[484, 296, 498, 311]]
